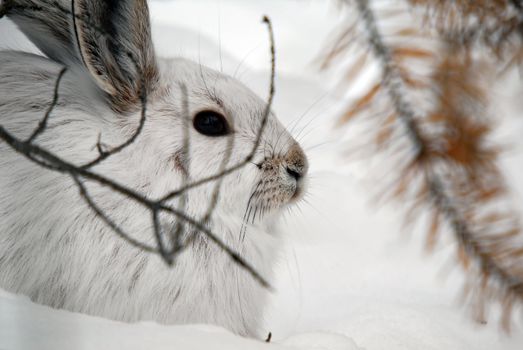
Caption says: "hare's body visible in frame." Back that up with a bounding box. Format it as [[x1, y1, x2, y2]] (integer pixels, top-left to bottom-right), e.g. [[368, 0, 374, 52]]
[[0, 0, 307, 337], [0, 51, 278, 336]]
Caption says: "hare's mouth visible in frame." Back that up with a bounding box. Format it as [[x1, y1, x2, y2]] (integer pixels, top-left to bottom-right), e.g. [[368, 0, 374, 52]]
[[239, 145, 307, 240], [239, 164, 306, 240], [290, 182, 305, 202]]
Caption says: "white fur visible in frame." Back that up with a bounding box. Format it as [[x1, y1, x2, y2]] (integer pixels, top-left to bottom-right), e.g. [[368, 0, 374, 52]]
[[0, 1, 306, 338]]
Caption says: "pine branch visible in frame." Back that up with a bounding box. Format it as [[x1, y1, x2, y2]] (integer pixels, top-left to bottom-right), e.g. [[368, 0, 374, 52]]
[[328, 0, 523, 329]]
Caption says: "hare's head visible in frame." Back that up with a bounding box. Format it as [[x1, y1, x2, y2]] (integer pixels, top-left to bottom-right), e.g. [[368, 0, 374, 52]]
[[10, 0, 308, 234], [150, 59, 308, 228]]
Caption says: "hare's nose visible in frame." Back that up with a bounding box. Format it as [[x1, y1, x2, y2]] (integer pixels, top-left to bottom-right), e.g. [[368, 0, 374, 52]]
[[286, 167, 302, 181], [285, 143, 308, 181]]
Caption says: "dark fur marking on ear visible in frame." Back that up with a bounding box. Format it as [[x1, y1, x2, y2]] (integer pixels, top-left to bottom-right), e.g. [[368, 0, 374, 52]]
[[72, 0, 159, 113]]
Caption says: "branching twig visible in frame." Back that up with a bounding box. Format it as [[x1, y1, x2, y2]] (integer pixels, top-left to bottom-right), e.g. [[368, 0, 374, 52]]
[[169, 84, 190, 254], [72, 175, 158, 253], [0, 102, 272, 287], [160, 16, 276, 204], [27, 67, 67, 143], [0, 2, 277, 289], [79, 83, 148, 169]]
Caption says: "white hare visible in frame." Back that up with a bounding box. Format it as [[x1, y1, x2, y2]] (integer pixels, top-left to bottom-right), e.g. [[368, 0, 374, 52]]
[[0, 0, 307, 338]]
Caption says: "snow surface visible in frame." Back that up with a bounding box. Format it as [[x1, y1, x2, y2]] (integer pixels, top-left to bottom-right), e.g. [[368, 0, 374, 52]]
[[0, 289, 362, 350], [1, 0, 523, 349]]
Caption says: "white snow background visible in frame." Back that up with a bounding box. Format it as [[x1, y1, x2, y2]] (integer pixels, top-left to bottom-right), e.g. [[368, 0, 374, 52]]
[[1, 0, 523, 349]]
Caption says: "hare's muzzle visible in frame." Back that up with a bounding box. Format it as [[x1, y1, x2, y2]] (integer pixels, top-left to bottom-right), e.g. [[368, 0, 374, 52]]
[[255, 142, 308, 206], [283, 143, 308, 201]]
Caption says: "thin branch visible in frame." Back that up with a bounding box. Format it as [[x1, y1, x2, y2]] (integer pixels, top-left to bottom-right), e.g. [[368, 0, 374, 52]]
[[72, 175, 158, 254], [27, 67, 67, 143], [158, 203, 271, 289], [353, 0, 425, 150], [152, 208, 173, 265], [6, 0, 149, 169], [201, 121, 235, 224], [0, 120, 272, 287], [80, 81, 147, 169], [0, 3, 277, 288], [265, 332, 272, 343], [160, 16, 276, 203], [170, 84, 190, 254], [0, 124, 154, 206]]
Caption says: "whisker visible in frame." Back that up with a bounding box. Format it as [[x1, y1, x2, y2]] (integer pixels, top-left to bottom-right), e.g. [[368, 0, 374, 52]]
[[295, 98, 339, 145], [304, 140, 335, 152], [287, 92, 330, 137], [198, 32, 215, 100], [272, 93, 330, 157], [294, 110, 325, 143], [233, 43, 262, 79], [240, 205, 253, 242], [240, 181, 262, 242], [217, 1, 223, 73]]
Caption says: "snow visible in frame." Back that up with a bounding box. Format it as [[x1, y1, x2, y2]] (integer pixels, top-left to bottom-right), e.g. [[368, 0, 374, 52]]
[[0, 289, 360, 350], [1, 0, 523, 349]]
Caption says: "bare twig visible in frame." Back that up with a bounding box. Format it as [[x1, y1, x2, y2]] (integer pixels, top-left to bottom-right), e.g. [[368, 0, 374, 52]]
[[72, 175, 158, 253], [201, 118, 235, 224], [152, 208, 173, 265], [27, 67, 67, 143], [0, 3, 277, 288], [160, 16, 276, 203], [265, 332, 272, 343], [79, 82, 148, 169], [170, 84, 190, 254], [0, 118, 271, 287]]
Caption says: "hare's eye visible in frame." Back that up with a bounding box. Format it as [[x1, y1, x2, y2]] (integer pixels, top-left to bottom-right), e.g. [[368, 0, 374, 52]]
[[193, 110, 230, 137]]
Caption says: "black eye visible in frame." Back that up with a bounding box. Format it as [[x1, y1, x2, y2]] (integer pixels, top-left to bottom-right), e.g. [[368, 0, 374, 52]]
[[193, 110, 230, 137]]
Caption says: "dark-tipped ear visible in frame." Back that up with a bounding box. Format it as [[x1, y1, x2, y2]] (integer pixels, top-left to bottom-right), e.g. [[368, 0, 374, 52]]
[[7, 0, 79, 65], [73, 0, 159, 112]]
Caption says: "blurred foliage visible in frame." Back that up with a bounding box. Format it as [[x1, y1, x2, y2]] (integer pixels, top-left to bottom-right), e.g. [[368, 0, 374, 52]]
[[322, 0, 523, 330]]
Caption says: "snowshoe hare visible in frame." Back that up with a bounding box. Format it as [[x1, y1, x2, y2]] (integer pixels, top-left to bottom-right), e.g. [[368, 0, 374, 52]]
[[0, 0, 307, 337]]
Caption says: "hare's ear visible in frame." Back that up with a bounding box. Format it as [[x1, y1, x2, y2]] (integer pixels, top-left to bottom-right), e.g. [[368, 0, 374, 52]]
[[7, 0, 79, 65], [73, 0, 159, 112]]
